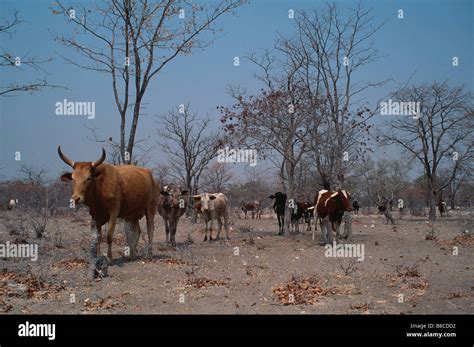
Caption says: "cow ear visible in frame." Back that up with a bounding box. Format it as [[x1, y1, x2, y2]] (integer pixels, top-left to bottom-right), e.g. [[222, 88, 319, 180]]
[[193, 195, 201, 201], [61, 172, 72, 182], [160, 191, 169, 196], [209, 195, 217, 200], [93, 169, 102, 178], [268, 195, 275, 199], [180, 190, 189, 195]]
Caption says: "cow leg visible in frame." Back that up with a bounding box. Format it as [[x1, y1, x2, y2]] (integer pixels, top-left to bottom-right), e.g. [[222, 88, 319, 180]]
[[208, 218, 214, 242], [277, 215, 284, 235], [216, 217, 223, 240], [224, 212, 230, 240], [319, 218, 326, 244], [164, 219, 170, 244], [203, 219, 208, 242], [106, 214, 118, 260], [335, 222, 342, 241], [145, 209, 155, 257], [89, 220, 101, 280], [170, 219, 178, 247], [129, 220, 142, 259], [90, 219, 102, 256], [321, 218, 332, 245]]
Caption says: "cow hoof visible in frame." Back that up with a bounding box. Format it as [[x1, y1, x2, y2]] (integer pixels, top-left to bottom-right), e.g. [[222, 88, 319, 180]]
[[203, 236, 207, 242]]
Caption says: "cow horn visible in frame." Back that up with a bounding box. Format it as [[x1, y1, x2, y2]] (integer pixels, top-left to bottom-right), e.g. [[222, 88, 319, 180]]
[[58, 146, 75, 168], [92, 148, 106, 167]]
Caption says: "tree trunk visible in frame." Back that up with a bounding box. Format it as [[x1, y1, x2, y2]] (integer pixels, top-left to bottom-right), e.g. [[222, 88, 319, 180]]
[[284, 164, 296, 236], [428, 181, 437, 222]]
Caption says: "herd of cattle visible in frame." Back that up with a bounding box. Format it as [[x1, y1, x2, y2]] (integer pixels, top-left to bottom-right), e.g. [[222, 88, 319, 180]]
[[54, 146, 359, 263], [2, 147, 453, 269]]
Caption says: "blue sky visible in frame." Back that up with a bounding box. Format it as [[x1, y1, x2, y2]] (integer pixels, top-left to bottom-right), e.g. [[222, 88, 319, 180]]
[[0, 0, 472, 180]]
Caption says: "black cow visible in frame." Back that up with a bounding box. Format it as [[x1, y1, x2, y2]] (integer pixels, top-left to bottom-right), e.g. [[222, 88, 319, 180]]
[[352, 200, 360, 214], [268, 192, 287, 235]]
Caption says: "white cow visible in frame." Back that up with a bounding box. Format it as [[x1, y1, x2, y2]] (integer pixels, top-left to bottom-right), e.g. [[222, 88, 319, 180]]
[[192, 193, 230, 242]]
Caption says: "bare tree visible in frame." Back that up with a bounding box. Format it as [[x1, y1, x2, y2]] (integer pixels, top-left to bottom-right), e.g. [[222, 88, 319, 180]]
[[53, 0, 246, 164], [201, 162, 234, 193], [152, 163, 171, 186], [276, 2, 387, 188], [379, 82, 473, 221], [1, 11, 60, 96], [157, 104, 220, 195], [220, 81, 313, 235]]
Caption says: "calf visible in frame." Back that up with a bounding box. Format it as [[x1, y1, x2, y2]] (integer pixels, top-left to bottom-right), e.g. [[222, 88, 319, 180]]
[[241, 200, 262, 219], [290, 200, 313, 233], [192, 193, 230, 242], [157, 184, 189, 247], [314, 189, 353, 244], [268, 192, 287, 235]]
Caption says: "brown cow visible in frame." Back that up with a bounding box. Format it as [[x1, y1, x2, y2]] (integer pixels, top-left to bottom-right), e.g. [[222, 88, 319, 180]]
[[58, 146, 158, 264], [241, 200, 262, 219], [157, 184, 188, 247], [314, 189, 353, 244], [192, 193, 229, 242]]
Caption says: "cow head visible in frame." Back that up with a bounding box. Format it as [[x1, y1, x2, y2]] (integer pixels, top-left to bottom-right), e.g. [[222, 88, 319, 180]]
[[268, 192, 287, 202], [192, 193, 217, 211], [160, 185, 188, 209], [334, 189, 353, 212], [58, 146, 106, 204]]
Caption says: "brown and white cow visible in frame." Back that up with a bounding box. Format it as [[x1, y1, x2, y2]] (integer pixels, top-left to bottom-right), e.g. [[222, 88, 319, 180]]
[[314, 189, 353, 244], [58, 146, 159, 263], [157, 184, 188, 247], [192, 193, 230, 242], [241, 200, 262, 219]]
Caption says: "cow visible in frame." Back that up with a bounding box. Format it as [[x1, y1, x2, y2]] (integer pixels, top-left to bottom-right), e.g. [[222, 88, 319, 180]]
[[58, 146, 159, 266], [314, 189, 353, 244], [268, 192, 287, 235], [241, 200, 262, 219], [290, 200, 313, 233], [352, 200, 360, 214], [192, 193, 230, 242], [378, 199, 395, 225], [300, 201, 314, 231], [7, 199, 18, 210], [157, 184, 189, 247], [438, 201, 447, 217]]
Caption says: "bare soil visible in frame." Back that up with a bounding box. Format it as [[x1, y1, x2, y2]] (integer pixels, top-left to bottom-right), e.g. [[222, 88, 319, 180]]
[[0, 209, 472, 314]]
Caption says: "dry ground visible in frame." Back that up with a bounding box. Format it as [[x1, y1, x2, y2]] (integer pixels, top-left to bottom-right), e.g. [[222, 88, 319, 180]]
[[0, 208, 472, 314]]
